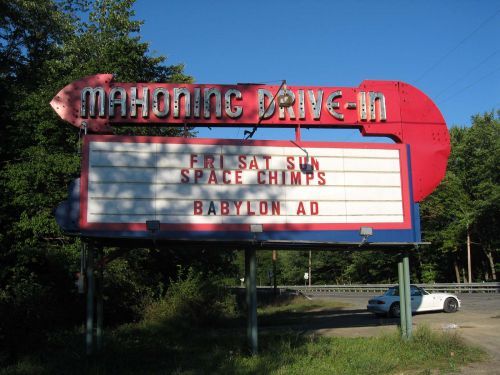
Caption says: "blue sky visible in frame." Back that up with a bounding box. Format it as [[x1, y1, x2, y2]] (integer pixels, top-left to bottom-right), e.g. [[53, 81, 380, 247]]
[[134, 0, 499, 141]]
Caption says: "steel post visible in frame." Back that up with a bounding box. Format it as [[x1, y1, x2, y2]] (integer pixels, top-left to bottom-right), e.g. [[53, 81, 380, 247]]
[[86, 243, 95, 355], [403, 256, 413, 338], [245, 248, 250, 338], [272, 250, 277, 298], [245, 248, 258, 355], [397, 261, 407, 338], [96, 247, 104, 352]]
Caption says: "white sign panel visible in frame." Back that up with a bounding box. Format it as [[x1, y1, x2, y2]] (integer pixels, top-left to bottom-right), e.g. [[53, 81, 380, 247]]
[[80, 136, 412, 232]]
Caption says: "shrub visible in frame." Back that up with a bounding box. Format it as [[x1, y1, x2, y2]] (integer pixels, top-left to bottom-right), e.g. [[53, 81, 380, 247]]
[[143, 269, 239, 330]]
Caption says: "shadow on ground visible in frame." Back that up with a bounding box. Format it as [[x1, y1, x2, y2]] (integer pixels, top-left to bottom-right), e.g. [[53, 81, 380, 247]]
[[259, 306, 400, 332]]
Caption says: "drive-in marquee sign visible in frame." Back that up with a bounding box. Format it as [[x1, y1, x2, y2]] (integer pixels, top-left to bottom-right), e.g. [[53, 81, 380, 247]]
[[53, 74, 450, 245]]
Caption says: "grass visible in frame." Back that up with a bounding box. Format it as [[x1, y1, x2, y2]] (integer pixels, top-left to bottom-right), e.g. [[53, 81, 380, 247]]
[[1, 299, 486, 375]]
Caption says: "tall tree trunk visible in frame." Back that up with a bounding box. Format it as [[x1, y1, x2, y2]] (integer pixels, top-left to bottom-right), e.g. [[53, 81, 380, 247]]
[[416, 248, 424, 282], [453, 259, 461, 283], [483, 247, 497, 281]]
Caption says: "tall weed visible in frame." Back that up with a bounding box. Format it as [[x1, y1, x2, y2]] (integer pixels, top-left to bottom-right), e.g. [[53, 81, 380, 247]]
[[142, 268, 239, 330]]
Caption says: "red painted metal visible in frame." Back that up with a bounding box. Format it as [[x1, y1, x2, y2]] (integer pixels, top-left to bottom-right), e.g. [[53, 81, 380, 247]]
[[51, 74, 450, 202]]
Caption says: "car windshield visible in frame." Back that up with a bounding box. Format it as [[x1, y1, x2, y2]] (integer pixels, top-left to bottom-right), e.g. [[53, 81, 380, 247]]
[[384, 287, 399, 296], [384, 286, 430, 296], [419, 287, 430, 295]]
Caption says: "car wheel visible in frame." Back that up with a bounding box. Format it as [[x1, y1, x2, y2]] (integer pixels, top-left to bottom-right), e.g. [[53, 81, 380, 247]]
[[444, 297, 458, 313], [389, 302, 400, 318]]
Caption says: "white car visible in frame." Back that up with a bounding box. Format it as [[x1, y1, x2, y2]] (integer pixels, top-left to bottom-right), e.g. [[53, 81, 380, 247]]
[[367, 285, 461, 317]]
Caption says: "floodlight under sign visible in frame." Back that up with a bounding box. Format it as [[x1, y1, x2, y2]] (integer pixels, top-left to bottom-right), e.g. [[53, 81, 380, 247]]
[[359, 227, 373, 245], [250, 224, 263, 233], [360, 227, 373, 237]]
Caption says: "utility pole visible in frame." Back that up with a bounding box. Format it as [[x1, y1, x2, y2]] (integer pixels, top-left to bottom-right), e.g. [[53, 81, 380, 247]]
[[467, 223, 472, 283]]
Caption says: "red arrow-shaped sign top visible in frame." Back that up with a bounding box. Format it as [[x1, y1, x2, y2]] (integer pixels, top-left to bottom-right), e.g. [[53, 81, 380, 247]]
[[51, 74, 449, 202]]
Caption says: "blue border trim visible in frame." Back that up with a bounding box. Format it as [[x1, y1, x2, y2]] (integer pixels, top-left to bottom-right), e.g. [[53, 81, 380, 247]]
[[406, 144, 421, 243], [83, 228, 419, 243]]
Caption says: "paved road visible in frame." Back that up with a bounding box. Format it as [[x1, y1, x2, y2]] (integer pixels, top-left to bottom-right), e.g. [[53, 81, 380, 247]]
[[303, 292, 500, 374]]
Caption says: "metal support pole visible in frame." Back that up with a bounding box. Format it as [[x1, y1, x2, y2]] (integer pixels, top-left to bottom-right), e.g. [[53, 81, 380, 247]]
[[272, 250, 277, 298], [245, 248, 258, 355], [96, 247, 104, 352], [86, 243, 95, 355], [397, 261, 407, 338], [403, 256, 413, 339], [295, 124, 301, 141]]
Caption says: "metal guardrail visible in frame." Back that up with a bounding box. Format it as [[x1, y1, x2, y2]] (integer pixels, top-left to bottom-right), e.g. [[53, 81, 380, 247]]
[[279, 282, 500, 294]]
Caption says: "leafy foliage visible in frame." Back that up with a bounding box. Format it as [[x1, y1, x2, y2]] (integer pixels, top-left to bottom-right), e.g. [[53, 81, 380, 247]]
[[420, 112, 499, 282], [0, 0, 201, 363]]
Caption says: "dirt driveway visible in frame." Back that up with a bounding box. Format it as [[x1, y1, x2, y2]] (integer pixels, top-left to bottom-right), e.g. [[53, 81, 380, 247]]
[[301, 293, 500, 374]]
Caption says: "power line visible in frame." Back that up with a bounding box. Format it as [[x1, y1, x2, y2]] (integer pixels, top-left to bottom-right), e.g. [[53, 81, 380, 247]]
[[415, 9, 500, 84], [439, 66, 500, 104], [434, 50, 499, 99]]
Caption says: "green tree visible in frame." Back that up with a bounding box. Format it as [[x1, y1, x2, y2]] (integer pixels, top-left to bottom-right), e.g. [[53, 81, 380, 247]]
[[0, 0, 199, 361], [421, 112, 499, 282], [278, 251, 309, 285], [455, 112, 499, 280]]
